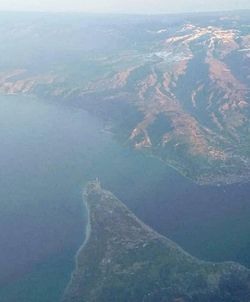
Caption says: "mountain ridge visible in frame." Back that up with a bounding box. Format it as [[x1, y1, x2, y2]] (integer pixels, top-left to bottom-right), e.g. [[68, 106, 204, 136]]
[[0, 13, 249, 184]]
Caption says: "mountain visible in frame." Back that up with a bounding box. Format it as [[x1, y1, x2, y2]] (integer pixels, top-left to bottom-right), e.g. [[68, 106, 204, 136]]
[[0, 12, 250, 184], [63, 181, 250, 302]]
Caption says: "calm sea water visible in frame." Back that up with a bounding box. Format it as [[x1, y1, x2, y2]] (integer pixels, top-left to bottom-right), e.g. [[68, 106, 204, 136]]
[[0, 95, 249, 302]]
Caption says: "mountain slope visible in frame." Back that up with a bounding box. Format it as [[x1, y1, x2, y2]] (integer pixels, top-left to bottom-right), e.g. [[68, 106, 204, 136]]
[[0, 12, 250, 184], [63, 181, 250, 302]]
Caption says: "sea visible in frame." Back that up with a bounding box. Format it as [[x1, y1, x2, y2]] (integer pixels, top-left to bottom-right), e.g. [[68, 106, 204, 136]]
[[0, 94, 249, 302]]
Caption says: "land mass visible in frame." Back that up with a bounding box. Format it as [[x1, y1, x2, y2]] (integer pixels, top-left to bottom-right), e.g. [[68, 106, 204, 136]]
[[0, 12, 250, 184], [63, 181, 250, 302]]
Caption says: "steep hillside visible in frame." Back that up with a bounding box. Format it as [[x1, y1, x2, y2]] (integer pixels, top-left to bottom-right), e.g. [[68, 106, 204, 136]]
[[0, 12, 250, 184]]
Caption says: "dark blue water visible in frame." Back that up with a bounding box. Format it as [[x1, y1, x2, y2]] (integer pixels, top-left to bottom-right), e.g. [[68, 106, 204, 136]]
[[0, 95, 249, 302]]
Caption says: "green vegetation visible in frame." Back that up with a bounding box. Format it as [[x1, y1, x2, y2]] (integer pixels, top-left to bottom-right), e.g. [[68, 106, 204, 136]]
[[63, 182, 250, 302]]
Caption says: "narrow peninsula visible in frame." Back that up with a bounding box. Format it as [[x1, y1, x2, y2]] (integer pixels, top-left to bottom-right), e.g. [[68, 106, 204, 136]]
[[63, 181, 250, 302]]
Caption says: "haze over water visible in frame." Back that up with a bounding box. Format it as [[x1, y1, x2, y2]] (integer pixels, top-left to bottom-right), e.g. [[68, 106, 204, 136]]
[[0, 94, 250, 301]]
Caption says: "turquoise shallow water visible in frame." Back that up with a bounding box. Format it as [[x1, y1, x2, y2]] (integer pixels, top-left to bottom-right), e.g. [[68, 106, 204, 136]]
[[0, 95, 250, 302]]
